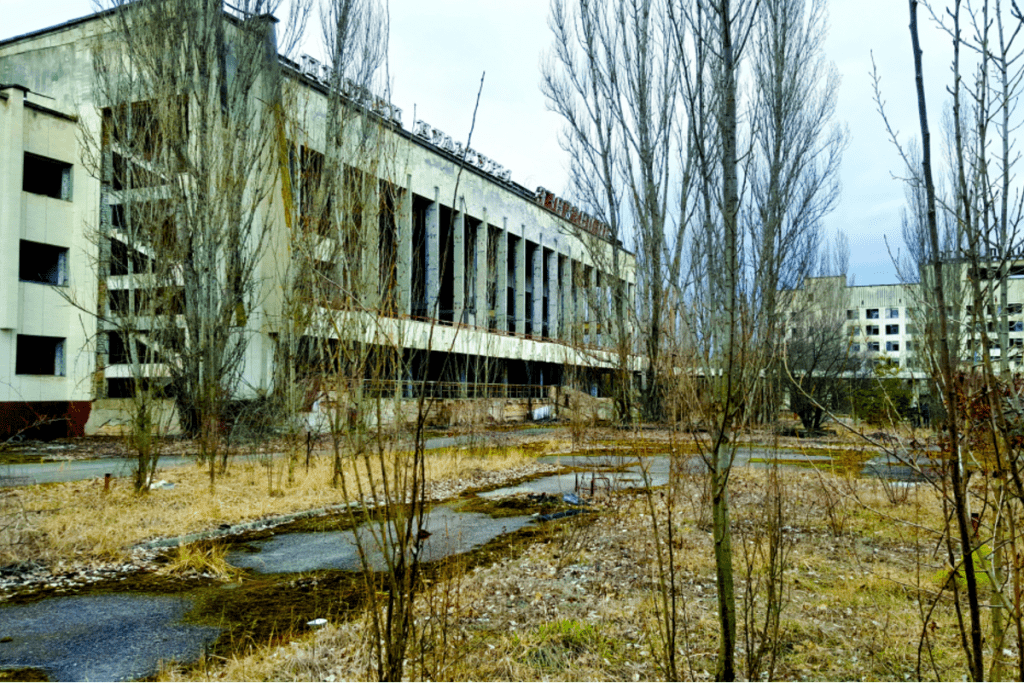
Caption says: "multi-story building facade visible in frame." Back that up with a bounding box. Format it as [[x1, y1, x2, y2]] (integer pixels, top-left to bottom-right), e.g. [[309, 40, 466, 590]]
[[791, 273, 1024, 382], [0, 83, 97, 437], [0, 8, 636, 438]]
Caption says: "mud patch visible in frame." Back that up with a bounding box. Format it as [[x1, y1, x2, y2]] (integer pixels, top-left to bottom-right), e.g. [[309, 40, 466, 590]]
[[455, 493, 590, 519]]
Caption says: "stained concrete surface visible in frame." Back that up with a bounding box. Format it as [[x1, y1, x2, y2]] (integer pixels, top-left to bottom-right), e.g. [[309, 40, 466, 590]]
[[0, 593, 219, 682], [228, 505, 535, 574]]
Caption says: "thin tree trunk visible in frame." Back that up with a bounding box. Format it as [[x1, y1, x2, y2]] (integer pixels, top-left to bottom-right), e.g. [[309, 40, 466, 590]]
[[908, 2, 984, 678]]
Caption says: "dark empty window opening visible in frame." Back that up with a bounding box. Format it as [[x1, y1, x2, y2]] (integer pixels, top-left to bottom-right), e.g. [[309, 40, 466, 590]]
[[885, 324, 899, 335], [19, 240, 68, 285], [23, 153, 72, 200], [15, 335, 65, 375]]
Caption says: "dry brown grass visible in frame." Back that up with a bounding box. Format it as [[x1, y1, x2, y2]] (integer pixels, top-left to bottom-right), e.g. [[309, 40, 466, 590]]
[[162, 462, 995, 682], [0, 444, 535, 566]]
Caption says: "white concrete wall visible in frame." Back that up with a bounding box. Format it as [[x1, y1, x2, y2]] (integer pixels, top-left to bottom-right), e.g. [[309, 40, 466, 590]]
[[0, 83, 97, 405]]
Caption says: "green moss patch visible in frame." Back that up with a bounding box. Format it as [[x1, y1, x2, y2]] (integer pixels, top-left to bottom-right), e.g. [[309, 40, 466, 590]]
[[0, 667, 49, 682]]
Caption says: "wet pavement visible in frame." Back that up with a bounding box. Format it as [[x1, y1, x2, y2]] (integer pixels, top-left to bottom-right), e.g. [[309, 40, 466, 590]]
[[0, 593, 219, 681], [228, 505, 535, 573], [0, 435, 901, 681], [0, 427, 557, 486]]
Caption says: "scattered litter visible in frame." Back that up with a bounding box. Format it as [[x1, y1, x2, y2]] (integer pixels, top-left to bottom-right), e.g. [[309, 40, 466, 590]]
[[538, 509, 587, 522], [149, 480, 175, 490], [306, 618, 328, 630], [562, 492, 588, 506]]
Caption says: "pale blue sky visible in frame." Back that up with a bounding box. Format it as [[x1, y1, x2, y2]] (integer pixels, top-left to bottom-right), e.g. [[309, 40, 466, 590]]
[[3, 0, 963, 286]]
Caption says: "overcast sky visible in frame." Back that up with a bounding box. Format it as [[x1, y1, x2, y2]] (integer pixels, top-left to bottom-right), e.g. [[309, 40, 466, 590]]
[[4, 0, 966, 286]]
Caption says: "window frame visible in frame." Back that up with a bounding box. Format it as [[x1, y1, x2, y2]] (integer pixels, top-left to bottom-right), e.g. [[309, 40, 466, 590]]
[[22, 152, 73, 201], [14, 335, 66, 376], [18, 240, 68, 286]]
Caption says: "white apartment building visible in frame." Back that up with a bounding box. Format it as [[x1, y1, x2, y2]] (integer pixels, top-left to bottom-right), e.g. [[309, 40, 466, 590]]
[[0, 83, 97, 438], [794, 274, 1024, 379]]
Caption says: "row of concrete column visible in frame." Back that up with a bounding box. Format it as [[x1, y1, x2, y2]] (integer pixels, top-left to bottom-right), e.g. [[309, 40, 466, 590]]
[[393, 179, 631, 347]]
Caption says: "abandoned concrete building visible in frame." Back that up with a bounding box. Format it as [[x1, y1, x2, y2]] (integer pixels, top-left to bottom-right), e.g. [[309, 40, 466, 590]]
[[0, 8, 636, 438], [790, 271, 1024, 383]]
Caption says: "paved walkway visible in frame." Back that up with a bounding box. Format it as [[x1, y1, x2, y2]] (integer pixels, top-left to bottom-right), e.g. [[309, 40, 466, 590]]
[[0, 427, 555, 486]]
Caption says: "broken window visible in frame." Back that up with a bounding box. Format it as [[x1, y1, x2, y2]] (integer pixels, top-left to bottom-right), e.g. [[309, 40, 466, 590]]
[[886, 341, 900, 352], [866, 325, 879, 336], [885, 324, 899, 335], [103, 98, 188, 186], [107, 331, 155, 365], [23, 153, 72, 200], [886, 307, 899, 318], [1010, 303, 1023, 315], [15, 335, 65, 375], [109, 238, 151, 276], [867, 341, 880, 352], [19, 240, 68, 285], [1010, 321, 1024, 332], [300, 146, 333, 235], [866, 308, 879, 319], [846, 309, 857, 320]]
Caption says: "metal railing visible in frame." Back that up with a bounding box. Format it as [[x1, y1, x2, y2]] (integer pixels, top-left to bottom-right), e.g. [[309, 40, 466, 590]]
[[356, 379, 551, 400]]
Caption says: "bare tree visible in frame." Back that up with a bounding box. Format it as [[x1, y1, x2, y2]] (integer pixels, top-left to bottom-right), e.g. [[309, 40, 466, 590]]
[[784, 240, 858, 434], [748, 0, 843, 295], [543, 0, 679, 421], [905, 0, 981, 677], [669, 0, 842, 678], [878, 2, 1024, 678], [748, 0, 845, 423], [87, 0, 312, 482]]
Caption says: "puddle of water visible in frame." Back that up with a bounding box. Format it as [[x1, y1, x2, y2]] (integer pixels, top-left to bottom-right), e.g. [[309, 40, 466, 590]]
[[228, 506, 534, 574], [0, 593, 219, 682]]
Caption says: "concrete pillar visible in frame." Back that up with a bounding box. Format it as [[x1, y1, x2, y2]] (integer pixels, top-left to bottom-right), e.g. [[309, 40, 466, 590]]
[[397, 175, 413, 316], [547, 247, 559, 339], [361, 175, 380, 309], [575, 261, 586, 346], [425, 187, 440, 318], [496, 219, 508, 332], [0, 86, 26, 330], [532, 239, 544, 337], [607, 277, 617, 348], [453, 197, 465, 324], [605, 276, 614, 348], [475, 210, 488, 328], [622, 282, 630, 327], [560, 253, 571, 341], [515, 229, 526, 335]]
